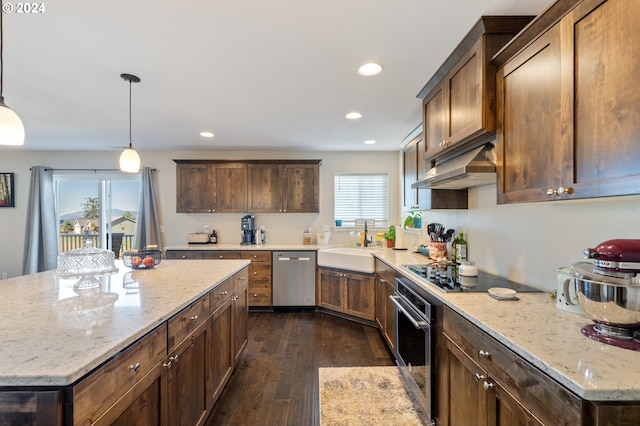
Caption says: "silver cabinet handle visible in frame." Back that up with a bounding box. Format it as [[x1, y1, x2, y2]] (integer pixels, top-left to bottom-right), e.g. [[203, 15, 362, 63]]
[[546, 186, 574, 197], [170, 355, 179, 362], [483, 381, 495, 391], [181, 255, 187, 259], [190, 314, 198, 321], [479, 350, 491, 359], [129, 362, 141, 372], [163, 361, 172, 369], [474, 373, 485, 381]]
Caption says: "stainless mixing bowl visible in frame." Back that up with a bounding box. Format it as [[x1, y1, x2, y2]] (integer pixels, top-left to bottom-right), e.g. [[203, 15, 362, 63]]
[[572, 262, 640, 328]]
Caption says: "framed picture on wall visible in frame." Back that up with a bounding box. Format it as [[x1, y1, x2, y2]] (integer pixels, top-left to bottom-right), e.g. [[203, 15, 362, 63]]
[[0, 173, 15, 207]]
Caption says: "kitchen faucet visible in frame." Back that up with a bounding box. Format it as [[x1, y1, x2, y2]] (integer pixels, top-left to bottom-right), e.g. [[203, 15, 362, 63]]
[[363, 221, 370, 247]]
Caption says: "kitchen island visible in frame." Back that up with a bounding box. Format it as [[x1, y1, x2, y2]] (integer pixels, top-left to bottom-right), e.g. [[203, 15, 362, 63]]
[[373, 249, 640, 424], [0, 259, 249, 425]]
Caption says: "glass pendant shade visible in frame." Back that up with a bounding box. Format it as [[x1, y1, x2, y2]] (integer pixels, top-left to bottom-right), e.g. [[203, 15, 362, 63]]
[[0, 98, 24, 145], [119, 147, 141, 173]]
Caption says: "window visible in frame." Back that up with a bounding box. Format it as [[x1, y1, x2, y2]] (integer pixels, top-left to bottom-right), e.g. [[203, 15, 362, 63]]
[[334, 173, 388, 226], [55, 172, 141, 257]]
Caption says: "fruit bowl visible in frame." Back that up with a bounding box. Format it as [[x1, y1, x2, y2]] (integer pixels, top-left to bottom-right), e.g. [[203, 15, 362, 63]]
[[122, 250, 162, 270]]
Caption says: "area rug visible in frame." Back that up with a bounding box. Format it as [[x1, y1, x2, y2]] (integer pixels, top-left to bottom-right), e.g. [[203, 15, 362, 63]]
[[318, 366, 424, 426]]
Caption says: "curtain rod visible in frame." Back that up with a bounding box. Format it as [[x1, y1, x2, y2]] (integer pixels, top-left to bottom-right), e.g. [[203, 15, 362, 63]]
[[29, 168, 157, 172]]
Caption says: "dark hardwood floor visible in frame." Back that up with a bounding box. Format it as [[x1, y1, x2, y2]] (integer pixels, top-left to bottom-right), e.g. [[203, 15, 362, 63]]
[[205, 310, 395, 426]]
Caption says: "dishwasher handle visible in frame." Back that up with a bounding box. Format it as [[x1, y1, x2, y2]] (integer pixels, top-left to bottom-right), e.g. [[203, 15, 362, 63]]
[[278, 257, 311, 261]]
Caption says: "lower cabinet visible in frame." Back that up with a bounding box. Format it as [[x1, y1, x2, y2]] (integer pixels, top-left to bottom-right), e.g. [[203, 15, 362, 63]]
[[375, 260, 396, 354], [440, 306, 580, 426], [64, 267, 249, 426], [317, 267, 375, 321]]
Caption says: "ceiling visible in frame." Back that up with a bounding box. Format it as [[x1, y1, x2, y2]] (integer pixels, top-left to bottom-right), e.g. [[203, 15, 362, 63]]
[[1, 0, 550, 153]]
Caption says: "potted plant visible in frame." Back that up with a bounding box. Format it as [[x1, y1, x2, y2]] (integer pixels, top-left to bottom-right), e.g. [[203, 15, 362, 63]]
[[384, 225, 396, 248]]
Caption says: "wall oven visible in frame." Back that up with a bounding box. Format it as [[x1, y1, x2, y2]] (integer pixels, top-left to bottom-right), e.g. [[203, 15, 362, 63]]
[[390, 277, 434, 425]]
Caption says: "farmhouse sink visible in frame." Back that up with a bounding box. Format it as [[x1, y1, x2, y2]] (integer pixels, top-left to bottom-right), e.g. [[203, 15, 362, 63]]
[[317, 247, 377, 273]]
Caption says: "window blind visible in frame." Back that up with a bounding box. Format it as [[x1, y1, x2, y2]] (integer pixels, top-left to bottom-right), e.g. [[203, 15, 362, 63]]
[[334, 173, 388, 226]]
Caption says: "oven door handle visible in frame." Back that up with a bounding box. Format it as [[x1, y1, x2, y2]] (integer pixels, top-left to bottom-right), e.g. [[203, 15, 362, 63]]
[[389, 295, 428, 329]]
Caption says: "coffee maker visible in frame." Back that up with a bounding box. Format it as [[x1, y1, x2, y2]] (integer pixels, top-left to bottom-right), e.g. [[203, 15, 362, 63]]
[[241, 215, 256, 245]]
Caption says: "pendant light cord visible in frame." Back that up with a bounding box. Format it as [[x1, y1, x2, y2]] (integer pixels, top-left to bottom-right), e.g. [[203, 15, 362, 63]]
[[1, 0, 4, 99], [128, 78, 132, 149]]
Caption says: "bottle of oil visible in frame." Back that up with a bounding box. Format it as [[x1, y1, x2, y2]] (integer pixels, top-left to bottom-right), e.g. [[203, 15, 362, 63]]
[[455, 232, 467, 263]]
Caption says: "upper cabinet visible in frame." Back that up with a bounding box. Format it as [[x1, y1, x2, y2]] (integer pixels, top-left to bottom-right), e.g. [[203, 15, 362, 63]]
[[494, 0, 640, 203], [249, 162, 320, 213], [417, 16, 533, 164], [176, 162, 247, 213], [402, 126, 468, 210], [175, 160, 320, 213]]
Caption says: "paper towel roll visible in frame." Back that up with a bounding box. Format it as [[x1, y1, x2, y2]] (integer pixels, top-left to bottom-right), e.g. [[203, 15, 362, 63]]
[[396, 226, 404, 248]]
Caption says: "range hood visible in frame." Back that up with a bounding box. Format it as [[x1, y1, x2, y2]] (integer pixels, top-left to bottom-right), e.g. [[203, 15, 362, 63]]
[[412, 143, 496, 190]]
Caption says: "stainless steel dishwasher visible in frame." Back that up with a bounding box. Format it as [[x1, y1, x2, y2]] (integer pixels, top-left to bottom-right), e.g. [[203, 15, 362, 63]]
[[272, 251, 316, 307]]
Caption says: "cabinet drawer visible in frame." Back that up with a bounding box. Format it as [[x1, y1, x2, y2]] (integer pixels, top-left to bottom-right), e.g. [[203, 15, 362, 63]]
[[204, 251, 241, 260], [248, 283, 272, 306], [165, 250, 204, 260], [168, 295, 210, 351], [375, 260, 395, 285], [248, 263, 271, 282], [72, 324, 167, 426], [443, 307, 582, 426], [210, 278, 233, 313], [241, 250, 271, 263]]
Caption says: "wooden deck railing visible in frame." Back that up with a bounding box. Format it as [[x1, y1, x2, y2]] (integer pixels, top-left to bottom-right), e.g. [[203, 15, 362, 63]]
[[59, 233, 135, 258]]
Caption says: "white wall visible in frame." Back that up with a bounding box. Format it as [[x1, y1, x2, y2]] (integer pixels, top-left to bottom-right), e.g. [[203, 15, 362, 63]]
[[0, 149, 401, 278], [403, 185, 640, 291], [3, 149, 638, 292]]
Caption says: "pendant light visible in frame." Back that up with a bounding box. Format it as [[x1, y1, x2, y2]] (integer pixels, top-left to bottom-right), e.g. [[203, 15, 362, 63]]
[[0, 0, 24, 146], [119, 73, 141, 173]]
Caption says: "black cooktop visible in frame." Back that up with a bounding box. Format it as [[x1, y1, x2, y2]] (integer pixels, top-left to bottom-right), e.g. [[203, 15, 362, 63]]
[[401, 264, 542, 293]]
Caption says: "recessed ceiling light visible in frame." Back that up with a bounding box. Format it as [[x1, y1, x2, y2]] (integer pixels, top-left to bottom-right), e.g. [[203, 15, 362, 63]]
[[358, 63, 383, 76], [200, 131, 214, 138], [345, 112, 362, 120], [363, 140, 376, 145]]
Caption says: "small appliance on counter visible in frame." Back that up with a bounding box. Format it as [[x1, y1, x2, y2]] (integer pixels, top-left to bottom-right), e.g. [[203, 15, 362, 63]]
[[188, 233, 212, 244], [572, 239, 640, 350], [241, 214, 256, 245], [255, 226, 266, 245]]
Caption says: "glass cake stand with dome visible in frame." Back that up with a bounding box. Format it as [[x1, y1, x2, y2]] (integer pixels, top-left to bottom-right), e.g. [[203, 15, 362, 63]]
[[54, 240, 118, 290]]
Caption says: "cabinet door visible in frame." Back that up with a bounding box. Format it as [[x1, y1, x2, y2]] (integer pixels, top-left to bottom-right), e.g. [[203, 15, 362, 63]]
[[344, 273, 375, 321], [248, 164, 283, 212], [108, 363, 167, 426], [447, 38, 485, 146], [317, 269, 344, 312], [444, 339, 489, 426], [166, 325, 208, 426], [496, 26, 562, 204], [212, 164, 247, 212], [489, 384, 543, 426], [232, 270, 248, 365], [176, 164, 213, 213], [424, 85, 447, 158], [282, 164, 319, 213], [207, 299, 233, 405], [561, 0, 640, 198], [402, 139, 418, 211]]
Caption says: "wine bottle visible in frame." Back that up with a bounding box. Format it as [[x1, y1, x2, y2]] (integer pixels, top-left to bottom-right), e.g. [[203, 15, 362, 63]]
[[456, 232, 467, 262]]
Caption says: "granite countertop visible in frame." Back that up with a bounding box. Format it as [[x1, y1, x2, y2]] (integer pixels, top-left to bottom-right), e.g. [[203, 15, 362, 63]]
[[0, 259, 249, 387], [165, 243, 337, 251], [372, 249, 640, 402]]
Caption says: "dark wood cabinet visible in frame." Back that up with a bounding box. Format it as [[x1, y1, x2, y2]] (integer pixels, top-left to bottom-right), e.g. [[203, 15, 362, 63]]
[[242, 251, 272, 307], [207, 297, 233, 405], [175, 163, 247, 213], [176, 159, 320, 214], [232, 269, 248, 365], [248, 162, 320, 213], [166, 324, 208, 426], [440, 306, 580, 426], [374, 260, 396, 355], [417, 16, 533, 164], [402, 129, 469, 210], [495, 0, 640, 203], [317, 267, 375, 322]]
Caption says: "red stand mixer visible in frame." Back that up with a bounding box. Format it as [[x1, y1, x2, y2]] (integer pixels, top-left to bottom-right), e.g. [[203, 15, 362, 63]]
[[572, 239, 640, 350]]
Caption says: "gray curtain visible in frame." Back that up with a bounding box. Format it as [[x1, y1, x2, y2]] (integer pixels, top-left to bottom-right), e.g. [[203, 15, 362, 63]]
[[22, 166, 58, 274], [135, 167, 162, 250]]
